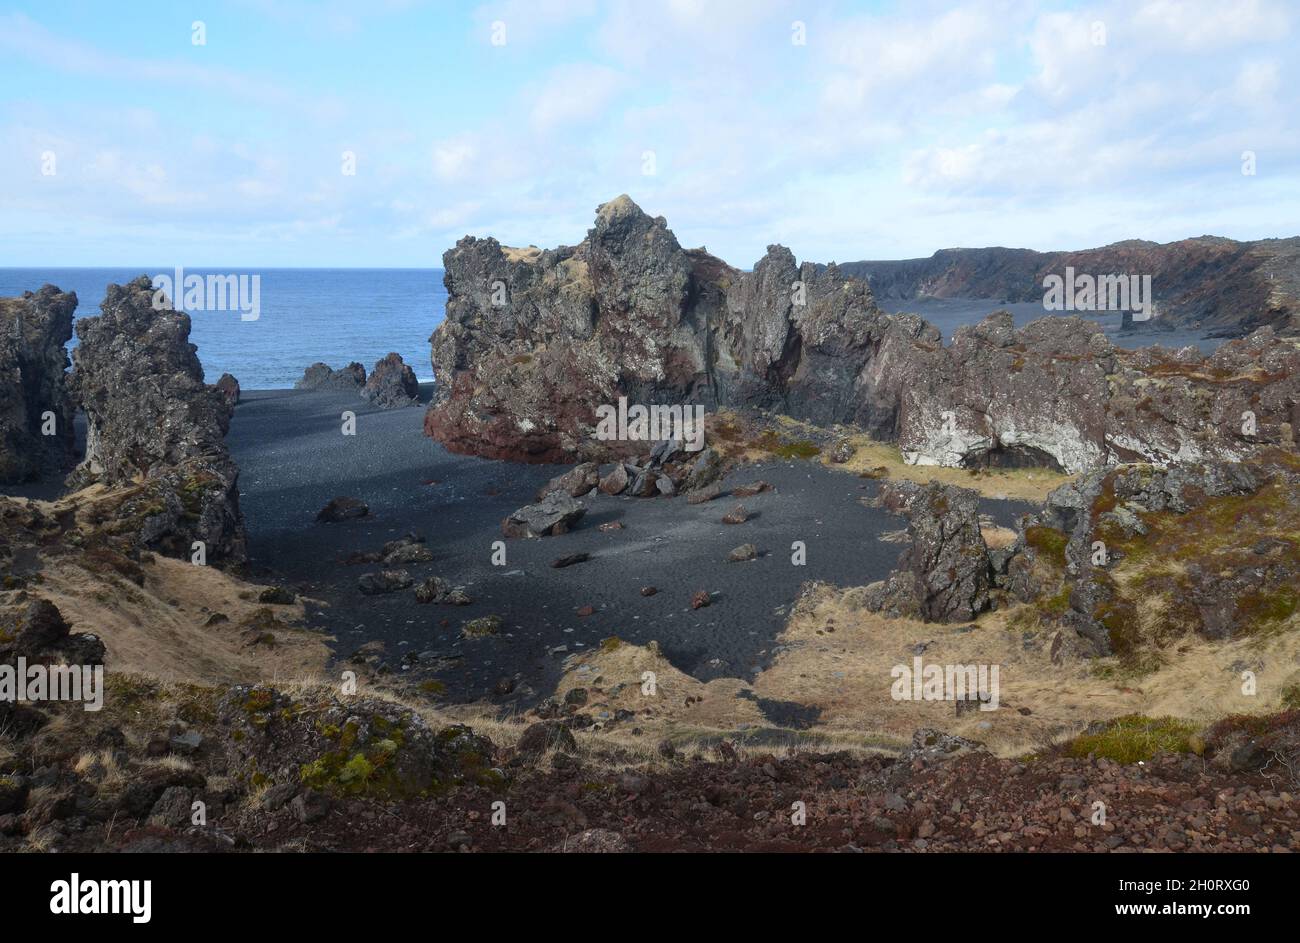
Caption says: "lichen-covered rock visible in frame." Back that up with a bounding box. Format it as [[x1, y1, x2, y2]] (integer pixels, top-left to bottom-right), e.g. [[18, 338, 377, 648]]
[[361, 352, 419, 408], [863, 483, 994, 623], [217, 685, 498, 797], [1002, 455, 1298, 657], [65, 277, 245, 563], [295, 361, 366, 391], [0, 285, 77, 484], [501, 492, 586, 538]]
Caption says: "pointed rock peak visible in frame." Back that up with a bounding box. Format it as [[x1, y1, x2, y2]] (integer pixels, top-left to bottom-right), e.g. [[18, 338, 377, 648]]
[[595, 194, 645, 225]]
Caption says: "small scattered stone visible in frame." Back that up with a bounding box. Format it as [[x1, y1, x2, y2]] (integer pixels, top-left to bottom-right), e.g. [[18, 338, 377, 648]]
[[721, 504, 749, 525], [726, 543, 757, 563], [551, 552, 591, 568], [315, 496, 369, 523]]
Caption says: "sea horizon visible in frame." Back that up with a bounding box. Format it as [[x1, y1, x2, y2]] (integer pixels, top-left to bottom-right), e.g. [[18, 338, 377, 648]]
[[0, 267, 448, 390]]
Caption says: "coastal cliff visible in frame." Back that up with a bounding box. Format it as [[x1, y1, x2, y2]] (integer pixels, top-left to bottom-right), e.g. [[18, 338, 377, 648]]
[[840, 236, 1300, 336]]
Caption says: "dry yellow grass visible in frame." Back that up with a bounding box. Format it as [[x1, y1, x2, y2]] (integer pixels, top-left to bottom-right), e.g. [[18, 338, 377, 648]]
[[523, 583, 1300, 763], [36, 554, 331, 685], [826, 433, 1072, 503]]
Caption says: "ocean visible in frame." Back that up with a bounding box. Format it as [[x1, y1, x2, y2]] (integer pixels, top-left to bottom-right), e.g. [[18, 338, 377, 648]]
[[0, 268, 1225, 391], [0, 268, 447, 390]]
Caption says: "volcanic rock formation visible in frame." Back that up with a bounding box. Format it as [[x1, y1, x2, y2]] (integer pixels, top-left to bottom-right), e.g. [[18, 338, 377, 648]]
[[296, 362, 366, 392], [427, 197, 1300, 474], [0, 286, 78, 484], [67, 277, 246, 563], [361, 352, 419, 408]]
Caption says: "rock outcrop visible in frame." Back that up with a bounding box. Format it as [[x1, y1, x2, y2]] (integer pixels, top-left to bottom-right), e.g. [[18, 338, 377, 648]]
[[295, 362, 366, 391], [361, 352, 419, 408], [426, 197, 1300, 473], [893, 313, 1300, 474], [862, 482, 994, 623], [66, 277, 245, 563], [997, 453, 1300, 658], [0, 286, 78, 484]]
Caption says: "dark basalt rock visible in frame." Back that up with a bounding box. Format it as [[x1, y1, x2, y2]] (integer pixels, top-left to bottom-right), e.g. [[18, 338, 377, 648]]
[[842, 236, 1300, 335], [501, 492, 586, 538], [0, 285, 78, 484], [295, 361, 366, 391], [1000, 456, 1296, 656], [361, 352, 419, 408], [215, 372, 240, 409], [425, 197, 1300, 474], [65, 277, 245, 564], [0, 598, 105, 667], [862, 482, 994, 623], [316, 496, 369, 523], [537, 462, 600, 500]]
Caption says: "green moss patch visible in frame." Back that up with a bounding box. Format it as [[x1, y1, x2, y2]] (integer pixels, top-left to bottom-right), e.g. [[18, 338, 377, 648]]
[[1065, 715, 1199, 764]]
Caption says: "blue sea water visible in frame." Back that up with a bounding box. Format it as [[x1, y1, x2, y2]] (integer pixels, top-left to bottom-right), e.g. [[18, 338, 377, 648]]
[[0, 268, 447, 389]]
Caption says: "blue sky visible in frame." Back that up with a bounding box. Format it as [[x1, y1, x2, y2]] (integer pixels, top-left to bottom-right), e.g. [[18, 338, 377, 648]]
[[2, 0, 1297, 267]]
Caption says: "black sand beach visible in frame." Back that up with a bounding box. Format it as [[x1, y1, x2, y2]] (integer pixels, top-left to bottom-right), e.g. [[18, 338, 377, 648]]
[[227, 385, 1031, 705]]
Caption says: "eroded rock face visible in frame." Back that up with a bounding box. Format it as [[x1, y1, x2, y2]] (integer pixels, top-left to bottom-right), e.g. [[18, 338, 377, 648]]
[[863, 482, 994, 623], [895, 312, 1300, 474], [361, 352, 419, 408], [67, 277, 245, 563], [427, 196, 1300, 473], [0, 286, 78, 484]]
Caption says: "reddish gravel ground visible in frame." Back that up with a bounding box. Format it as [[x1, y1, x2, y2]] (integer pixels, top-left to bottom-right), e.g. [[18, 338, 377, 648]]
[[210, 746, 1298, 854]]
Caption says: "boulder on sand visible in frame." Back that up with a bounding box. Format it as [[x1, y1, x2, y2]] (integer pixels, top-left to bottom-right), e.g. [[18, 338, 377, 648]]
[[501, 492, 587, 538], [295, 362, 366, 391], [316, 496, 369, 523], [361, 352, 419, 408], [537, 462, 600, 500]]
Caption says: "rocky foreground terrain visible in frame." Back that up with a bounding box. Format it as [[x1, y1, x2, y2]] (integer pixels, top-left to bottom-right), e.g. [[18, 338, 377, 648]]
[[2, 205, 1299, 852]]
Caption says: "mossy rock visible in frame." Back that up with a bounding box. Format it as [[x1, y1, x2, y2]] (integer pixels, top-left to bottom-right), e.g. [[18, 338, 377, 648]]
[[462, 615, 503, 638]]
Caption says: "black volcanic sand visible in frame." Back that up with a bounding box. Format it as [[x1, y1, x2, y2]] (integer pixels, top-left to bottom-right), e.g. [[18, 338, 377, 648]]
[[226, 385, 1032, 706]]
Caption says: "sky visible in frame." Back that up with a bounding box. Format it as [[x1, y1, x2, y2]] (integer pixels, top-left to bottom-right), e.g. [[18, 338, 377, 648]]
[[1, 0, 1297, 268]]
